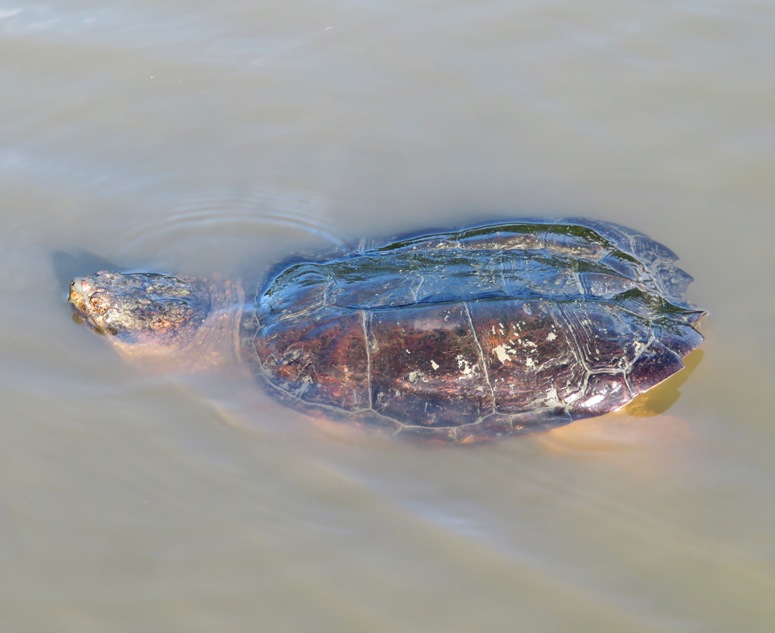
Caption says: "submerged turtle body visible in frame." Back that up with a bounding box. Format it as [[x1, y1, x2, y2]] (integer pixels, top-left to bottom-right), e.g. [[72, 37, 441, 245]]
[[240, 218, 704, 442], [69, 218, 705, 443]]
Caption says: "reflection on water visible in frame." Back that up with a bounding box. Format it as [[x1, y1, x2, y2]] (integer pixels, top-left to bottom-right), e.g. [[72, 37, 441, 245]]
[[625, 348, 705, 417], [540, 351, 706, 454]]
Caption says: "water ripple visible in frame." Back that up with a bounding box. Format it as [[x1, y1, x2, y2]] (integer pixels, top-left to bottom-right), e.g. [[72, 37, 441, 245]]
[[113, 189, 350, 273]]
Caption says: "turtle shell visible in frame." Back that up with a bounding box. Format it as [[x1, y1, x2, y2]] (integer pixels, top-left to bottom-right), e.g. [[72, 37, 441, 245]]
[[240, 218, 704, 443]]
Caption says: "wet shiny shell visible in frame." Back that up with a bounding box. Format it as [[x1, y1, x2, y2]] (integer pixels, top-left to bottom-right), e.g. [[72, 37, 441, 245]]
[[240, 219, 704, 443]]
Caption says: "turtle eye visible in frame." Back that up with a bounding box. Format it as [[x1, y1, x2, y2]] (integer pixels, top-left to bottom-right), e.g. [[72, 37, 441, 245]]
[[89, 293, 110, 313]]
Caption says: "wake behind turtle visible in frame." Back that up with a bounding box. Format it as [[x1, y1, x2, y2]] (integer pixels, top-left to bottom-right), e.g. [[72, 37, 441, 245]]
[[68, 218, 705, 444]]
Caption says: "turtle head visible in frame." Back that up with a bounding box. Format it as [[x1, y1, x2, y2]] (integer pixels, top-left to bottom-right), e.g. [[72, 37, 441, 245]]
[[69, 271, 214, 364]]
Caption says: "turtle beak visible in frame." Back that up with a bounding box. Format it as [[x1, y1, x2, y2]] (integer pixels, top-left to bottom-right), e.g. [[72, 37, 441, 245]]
[[67, 277, 95, 320], [68, 276, 110, 334], [68, 277, 91, 315]]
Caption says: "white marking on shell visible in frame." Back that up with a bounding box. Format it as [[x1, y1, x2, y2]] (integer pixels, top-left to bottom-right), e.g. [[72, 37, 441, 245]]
[[583, 393, 606, 407], [564, 390, 582, 404], [456, 354, 475, 376], [297, 376, 312, 397], [546, 332, 557, 341], [430, 360, 440, 371], [545, 386, 562, 407], [493, 343, 515, 364]]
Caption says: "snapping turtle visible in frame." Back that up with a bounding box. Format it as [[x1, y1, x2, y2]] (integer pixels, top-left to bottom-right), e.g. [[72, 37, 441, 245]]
[[68, 218, 705, 443]]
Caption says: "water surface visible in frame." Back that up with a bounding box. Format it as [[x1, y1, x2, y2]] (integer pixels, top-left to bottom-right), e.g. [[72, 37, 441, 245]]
[[2, 2, 774, 632]]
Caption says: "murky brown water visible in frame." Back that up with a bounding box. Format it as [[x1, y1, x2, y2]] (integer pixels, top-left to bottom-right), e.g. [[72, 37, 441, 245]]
[[2, 2, 774, 632]]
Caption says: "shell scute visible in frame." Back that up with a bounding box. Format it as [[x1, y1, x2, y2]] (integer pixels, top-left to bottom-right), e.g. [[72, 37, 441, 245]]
[[467, 299, 580, 414], [248, 308, 369, 410], [557, 302, 652, 373], [576, 373, 633, 417], [368, 304, 493, 427], [628, 341, 686, 396]]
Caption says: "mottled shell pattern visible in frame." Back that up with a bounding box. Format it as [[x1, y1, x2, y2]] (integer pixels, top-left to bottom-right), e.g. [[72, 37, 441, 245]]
[[240, 219, 704, 443]]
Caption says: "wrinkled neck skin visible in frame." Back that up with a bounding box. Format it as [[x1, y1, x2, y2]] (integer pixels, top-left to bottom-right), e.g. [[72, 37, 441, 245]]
[[109, 277, 244, 374]]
